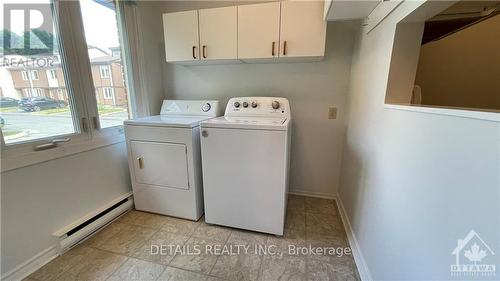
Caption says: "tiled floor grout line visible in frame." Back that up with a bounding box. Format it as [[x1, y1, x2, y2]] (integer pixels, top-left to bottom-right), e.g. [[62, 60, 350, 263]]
[[30, 196, 359, 281], [256, 234, 269, 281], [143, 218, 199, 281], [100, 217, 195, 281], [164, 218, 200, 268], [69, 209, 137, 281], [92, 219, 224, 279], [102, 256, 130, 281], [92, 222, 162, 281], [205, 224, 235, 279]]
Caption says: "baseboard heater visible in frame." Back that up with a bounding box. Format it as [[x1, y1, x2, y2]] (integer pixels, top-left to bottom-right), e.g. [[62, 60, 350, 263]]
[[53, 194, 133, 252]]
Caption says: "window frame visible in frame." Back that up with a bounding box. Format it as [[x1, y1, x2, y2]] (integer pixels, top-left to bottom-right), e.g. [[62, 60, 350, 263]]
[[1, 1, 89, 160], [21, 71, 29, 80], [78, 0, 135, 135], [103, 87, 114, 99], [1, 0, 136, 172], [57, 89, 65, 100], [0, 0, 135, 172], [99, 65, 110, 78], [49, 69, 57, 79], [30, 70, 39, 80]]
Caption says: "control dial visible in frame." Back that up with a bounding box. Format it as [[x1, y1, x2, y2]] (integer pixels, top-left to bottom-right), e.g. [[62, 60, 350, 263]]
[[201, 103, 211, 112], [251, 101, 258, 108], [234, 101, 241, 108], [272, 100, 280, 110], [242, 101, 249, 108]]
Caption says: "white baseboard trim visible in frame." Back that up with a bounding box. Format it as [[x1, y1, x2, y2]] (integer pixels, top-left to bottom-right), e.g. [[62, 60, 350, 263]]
[[1, 245, 58, 281], [335, 195, 373, 281], [288, 189, 337, 199]]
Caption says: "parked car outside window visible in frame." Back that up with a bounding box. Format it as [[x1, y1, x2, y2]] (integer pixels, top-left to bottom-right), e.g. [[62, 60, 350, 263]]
[[0, 97, 19, 108], [18, 97, 67, 112]]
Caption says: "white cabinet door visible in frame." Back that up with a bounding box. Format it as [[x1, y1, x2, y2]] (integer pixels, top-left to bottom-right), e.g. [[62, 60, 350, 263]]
[[130, 141, 189, 190], [280, 1, 327, 58], [163, 10, 200, 62], [199, 6, 237, 60], [238, 2, 281, 60]]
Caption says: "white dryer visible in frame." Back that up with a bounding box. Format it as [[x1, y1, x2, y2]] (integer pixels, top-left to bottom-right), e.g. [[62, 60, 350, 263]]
[[200, 97, 291, 235], [124, 100, 219, 220]]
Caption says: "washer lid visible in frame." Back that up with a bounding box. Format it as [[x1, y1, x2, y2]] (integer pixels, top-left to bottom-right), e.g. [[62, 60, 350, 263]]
[[124, 115, 213, 128], [200, 116, 289, 131]]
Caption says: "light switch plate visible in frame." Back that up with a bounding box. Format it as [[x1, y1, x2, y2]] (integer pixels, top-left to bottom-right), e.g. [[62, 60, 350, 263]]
[[328, 107, 337, 119]]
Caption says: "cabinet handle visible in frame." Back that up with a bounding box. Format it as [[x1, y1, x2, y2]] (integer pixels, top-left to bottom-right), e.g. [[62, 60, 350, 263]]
[[202, 45, 207, 59], [272, 41, 275, 56], [192, 46, 197, 59], [137, 157, 144, 169], [283, 41, 287, 56]]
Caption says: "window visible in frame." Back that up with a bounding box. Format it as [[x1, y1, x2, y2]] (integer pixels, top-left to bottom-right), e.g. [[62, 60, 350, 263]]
[[33, 88, 43, 97], [30, 70, 39, 80], [57, 89, 65, 100], [21, 71, 29, 81], [49, 69, 57, 79], [0, 1, 76, 147], [21, 88, 44, 97], [103, 87, 114, 99], [1, 0, 135, 171], [80, 0, 132, 128], [99, 65, 110, 78]]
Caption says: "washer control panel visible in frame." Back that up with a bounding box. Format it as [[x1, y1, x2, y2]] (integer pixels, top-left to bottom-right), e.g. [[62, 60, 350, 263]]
[[225, 97, 290, 119]]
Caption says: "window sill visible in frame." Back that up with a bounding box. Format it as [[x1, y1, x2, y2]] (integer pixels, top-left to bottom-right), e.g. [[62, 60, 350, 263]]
[[1, 129, 125, 173], [384, 104, 500, 122]]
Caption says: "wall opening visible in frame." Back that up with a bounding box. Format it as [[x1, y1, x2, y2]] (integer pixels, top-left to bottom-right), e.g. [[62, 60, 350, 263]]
[[385, 1, 500, 113]]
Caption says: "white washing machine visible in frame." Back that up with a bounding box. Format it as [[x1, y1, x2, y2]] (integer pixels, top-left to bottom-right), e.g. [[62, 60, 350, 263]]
[[200, 97, 291, 235], [124, 100, 219, 220]]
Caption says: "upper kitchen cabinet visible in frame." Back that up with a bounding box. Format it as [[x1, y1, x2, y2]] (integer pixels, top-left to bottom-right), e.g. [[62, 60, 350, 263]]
[[198, 6, 238, 61], [280, 1, 327, 59], [238, 2, 281, 60], [163, 10, 200, 63], [163, 2, 327, 64]]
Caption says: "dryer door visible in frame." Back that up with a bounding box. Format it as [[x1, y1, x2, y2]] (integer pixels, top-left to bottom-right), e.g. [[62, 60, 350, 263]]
[[130, 140, 189, 189]]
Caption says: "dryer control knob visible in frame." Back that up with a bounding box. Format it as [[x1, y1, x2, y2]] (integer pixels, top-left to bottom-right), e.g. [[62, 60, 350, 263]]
[[202, 103, 211, 112], [243, 102, 249, 108], [251, 101, 258, 108], [272, 100, 280, 109], [234, 101, 241, 108]]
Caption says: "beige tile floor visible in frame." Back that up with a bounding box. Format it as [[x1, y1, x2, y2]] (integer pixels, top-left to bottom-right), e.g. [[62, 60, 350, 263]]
[[27, 195, 360, 281]]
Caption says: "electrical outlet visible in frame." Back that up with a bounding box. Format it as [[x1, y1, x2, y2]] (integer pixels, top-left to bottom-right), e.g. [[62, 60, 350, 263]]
[[328, 107, 337, 119]]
